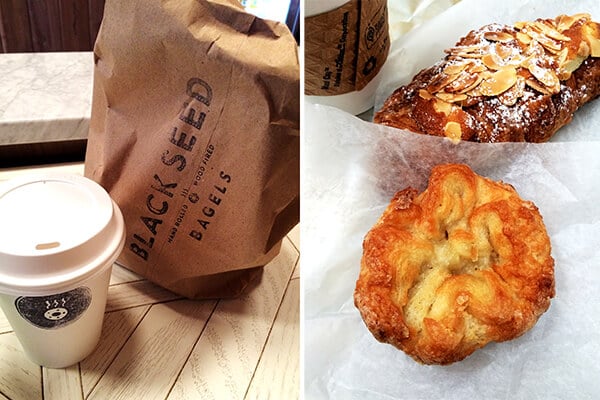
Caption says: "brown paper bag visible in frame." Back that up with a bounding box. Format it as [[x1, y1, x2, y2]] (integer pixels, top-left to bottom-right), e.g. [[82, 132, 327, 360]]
[[84, 0, 299, 299]]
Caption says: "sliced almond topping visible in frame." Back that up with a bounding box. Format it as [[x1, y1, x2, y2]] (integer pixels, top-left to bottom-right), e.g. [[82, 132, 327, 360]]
[[526, 40, 546, 58], [578, 40, 591, 58], [445, 71, 480, 93], [556, 47, 569, 67], [556, 15, 575, 32], [432, 15, 598, 104], [556, 14, 589, 31], [520, 26, 561, 52], [494, 43, 522, 62], [557, 70, 572, 81], [560, 55, 586, 74], [427, 72, 461, 93], [516, 31, 532, 45], [435, 92, 468, 103], [482, 53, 504, 70], [573, 13, 592, 24], [448, 45, 487, 59], [456, 51, 485, 59], [535, 33, 563, 53], [483, 31, 514, 42], [466, 61, 487, 73], [582, 24, 600, 57], [467, 86, 483, 98], [418, 89, 434, 100], [533, 20, 571, 42], [525, 78, 551, 94], [588, 36, 600, 57], [572, 13, 592, 20], [498, 76, 525, 106], [446, 44, 483, 56], [433, 98, 453, 115], [443, 121, 463, 142], [478, 70, 494, 80], [458, 74, 484, 94], [547, 80, 560, 94], [477, 66, 518, 96], [526, 63, 559, 92], [443, 61, 469, 75], [556, 46, 573, 80], [541, 43, 564, 55]]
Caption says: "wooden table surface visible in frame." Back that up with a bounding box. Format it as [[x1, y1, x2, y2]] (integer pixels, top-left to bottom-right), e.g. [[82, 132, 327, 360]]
[[0, 163, 300, 400]]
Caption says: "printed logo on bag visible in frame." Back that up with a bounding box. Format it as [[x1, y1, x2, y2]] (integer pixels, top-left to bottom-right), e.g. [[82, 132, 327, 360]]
[[128, 78, 231, 263], [14, 287, 92, 329]]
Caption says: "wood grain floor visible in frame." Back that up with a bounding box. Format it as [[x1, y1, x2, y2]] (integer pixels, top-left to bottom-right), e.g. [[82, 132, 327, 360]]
[[0, 164, 300, 400]]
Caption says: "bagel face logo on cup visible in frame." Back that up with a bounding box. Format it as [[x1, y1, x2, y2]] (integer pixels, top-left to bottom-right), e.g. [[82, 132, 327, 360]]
[[14, 287, 92, 330]]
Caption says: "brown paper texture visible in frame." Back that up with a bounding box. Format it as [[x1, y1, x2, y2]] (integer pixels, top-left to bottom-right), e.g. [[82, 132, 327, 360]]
[[305, 0, 390, 95], [84, 0, 299, 299]]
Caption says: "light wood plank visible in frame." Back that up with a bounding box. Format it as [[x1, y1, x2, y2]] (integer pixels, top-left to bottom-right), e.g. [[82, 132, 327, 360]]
[[0, 309, 11, 334], [245, 279, 300, 399], [286, 226, 300, 280], [81, 305, 150, 397], [287, 223, 300, 252], [166, 239, 298, 400], [106, 280, 183, 312], [0, 333, 42, 400], [109, 263, 144, 285], [292, 255, 300, 280], [42, 364, 83, 400], [87, 299, 216, 400]]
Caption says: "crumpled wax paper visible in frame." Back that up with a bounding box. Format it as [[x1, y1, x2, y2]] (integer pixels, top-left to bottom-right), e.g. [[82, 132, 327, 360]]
[[387, 0, 462, 41], [303, 0, 600, 398]]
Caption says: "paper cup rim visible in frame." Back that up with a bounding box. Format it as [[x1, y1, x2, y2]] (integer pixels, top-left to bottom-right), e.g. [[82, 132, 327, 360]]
[[0, 174, 126, 296]]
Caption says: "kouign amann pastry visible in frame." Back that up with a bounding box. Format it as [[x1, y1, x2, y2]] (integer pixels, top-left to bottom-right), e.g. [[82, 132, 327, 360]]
[[354, 164, 555, 364], [374, 14, 600, 142]]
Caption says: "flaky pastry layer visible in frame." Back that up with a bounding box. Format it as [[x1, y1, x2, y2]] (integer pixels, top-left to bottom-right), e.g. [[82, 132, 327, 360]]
[[374, 14, 600, 142], [354, 164, 555, 364]]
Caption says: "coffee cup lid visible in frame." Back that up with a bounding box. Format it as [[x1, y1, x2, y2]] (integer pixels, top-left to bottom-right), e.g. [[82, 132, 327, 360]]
[[0, 173, 125, 296]]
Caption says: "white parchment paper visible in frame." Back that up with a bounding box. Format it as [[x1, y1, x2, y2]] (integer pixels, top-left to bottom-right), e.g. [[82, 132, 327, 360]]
[[303, 0, 600, 398]]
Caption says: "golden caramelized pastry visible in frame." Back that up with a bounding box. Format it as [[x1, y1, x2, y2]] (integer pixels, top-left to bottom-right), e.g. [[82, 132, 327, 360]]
[[374, 14, 600, 142], [354, 164, 555, 364]]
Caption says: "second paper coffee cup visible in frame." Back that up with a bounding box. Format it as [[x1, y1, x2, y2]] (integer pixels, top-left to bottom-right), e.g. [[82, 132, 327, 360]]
[[0, 173, 125, 368], [305, 0, 391, 115]]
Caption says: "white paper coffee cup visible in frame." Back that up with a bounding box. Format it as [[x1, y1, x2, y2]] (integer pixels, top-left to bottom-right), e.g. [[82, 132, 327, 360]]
[[305, 0, 390, 115], [0, 173, 125, 368]]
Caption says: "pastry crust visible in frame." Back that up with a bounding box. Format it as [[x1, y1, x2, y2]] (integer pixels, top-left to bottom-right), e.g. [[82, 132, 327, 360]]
[[354, 164, 555, 364], [374, 14, 600, 142]]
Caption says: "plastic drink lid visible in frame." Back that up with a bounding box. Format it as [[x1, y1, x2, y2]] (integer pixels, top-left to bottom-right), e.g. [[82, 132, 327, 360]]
[[0, 173, 125, 296]]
